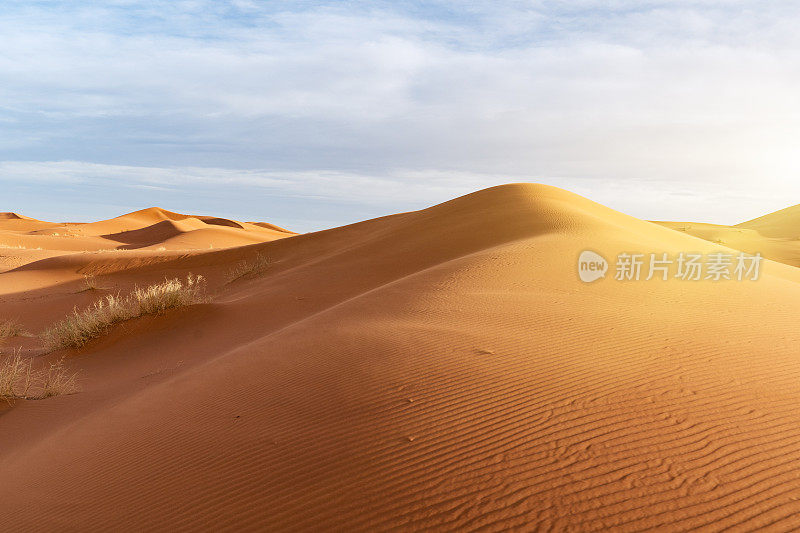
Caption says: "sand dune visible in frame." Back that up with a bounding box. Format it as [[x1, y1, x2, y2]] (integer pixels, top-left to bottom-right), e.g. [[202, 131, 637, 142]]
[[737, 204, 800, 238], [99, 218, 269, 250], [655, 203, 800, 267], [0, 212, 36, 220], [248, 220, 295, 233], [1, 184, 800, 530], [0, 207, 292, 255]]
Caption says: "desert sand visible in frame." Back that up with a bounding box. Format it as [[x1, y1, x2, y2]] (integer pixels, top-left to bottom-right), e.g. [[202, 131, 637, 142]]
[[1, 184, 800, 530], [655, 212, 800, 268]]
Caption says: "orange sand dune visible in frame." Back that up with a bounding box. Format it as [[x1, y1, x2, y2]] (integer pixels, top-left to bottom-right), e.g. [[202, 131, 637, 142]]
[[248, 220, 294, 233], [99, 218, 268, 250], [0, 212, 36, 220], [72, 207, 205, 237], [0, 206, 292, 255], [1, 184, 800, 530]]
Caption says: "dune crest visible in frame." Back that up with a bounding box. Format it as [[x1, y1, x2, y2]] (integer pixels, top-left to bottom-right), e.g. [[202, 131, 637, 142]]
[[0, 212, 32, 220], [248, 221, 294, 233]]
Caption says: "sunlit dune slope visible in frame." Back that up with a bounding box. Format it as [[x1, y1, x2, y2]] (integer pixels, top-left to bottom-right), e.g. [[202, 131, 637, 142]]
[[655, 202, 800, 267], [1, 184, 800, 530], [737, 203, 800, 238]]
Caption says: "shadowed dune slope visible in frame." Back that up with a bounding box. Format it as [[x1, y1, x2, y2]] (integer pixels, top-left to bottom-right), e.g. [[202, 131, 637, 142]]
[[1, 184, 800, 530]]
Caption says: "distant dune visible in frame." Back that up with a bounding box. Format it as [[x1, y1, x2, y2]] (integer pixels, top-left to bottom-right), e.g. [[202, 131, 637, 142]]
[[1, 185, 800, 530], [0, 212, 35, 220], [0, 206, 293, 255], [654, 202, 800, 267], [737, 203, 800, 238]]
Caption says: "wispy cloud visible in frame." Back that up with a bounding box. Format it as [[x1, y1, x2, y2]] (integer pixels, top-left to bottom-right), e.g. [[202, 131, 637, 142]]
[[1, 1, 800, 229]]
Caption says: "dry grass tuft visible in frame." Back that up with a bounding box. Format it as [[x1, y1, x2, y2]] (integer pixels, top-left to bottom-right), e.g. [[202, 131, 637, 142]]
[[38, 358, 78, 399], [78, 274, 101, 292], [76, 274, 112, 293], [0, 351, 77, 403], [42, 294, 132, 350], [0, 352, 32, 401], [134, 275, 205, 315], [0, 244, 44, 250], [226, 253, 275, 284], [0, 319, 26, 338], [42, 274, 206, 351]]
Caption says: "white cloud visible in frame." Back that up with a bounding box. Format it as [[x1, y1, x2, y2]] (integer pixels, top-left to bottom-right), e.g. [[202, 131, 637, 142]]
[[0, 161, 793, 231], [1, 1, 800, 228]]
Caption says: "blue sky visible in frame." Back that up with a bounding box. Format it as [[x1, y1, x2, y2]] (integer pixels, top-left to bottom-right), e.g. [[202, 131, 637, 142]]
[[2, 1, 800, 231]]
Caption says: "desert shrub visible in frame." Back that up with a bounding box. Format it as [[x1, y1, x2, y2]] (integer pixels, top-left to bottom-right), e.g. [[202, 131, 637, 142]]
[[42, 275, 205, 351], [134, 274, 205, 315], [0, 351, 77, 403], [0, 319, 26, 338], [225, 253, 274, 284], [42, 294, 133, 350], [0, 352, 33, 401], [78, 274, 103, 292], [38, 358, 78, 399]]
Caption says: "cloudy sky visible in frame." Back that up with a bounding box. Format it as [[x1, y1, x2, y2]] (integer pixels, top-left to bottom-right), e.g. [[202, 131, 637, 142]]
[[2, 1, 800, 231]]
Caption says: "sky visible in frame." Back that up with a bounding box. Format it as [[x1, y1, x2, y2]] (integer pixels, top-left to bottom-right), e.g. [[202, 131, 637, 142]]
[[2, 1, 800, 231]]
